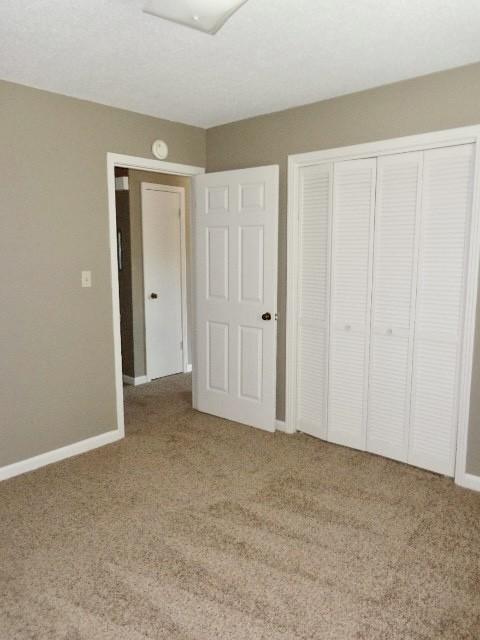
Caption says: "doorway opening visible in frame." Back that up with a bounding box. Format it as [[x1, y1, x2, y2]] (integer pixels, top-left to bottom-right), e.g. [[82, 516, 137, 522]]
[[115, 168, 190, 385], [107, 153, 205, 438]]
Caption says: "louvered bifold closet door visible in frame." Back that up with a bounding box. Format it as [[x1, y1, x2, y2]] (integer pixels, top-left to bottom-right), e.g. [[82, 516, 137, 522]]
[[296, 163, 332, 438], [328, 158, 376, 450], [367, 152, 422, 462], [409, 144, 474, 476]]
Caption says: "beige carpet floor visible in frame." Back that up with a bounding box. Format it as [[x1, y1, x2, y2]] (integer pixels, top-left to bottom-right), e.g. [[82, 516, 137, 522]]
[[1, 373, 480, 639]]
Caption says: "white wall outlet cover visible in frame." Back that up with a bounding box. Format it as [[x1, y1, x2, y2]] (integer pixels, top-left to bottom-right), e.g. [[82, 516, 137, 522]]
[[152, 139, 169, 160], [81, 270, 92, 288]]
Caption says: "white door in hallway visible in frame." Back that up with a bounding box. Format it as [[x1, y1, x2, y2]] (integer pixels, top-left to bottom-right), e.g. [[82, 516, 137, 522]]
[[193, 166, 279, 430], [142, 183, 187, 380]]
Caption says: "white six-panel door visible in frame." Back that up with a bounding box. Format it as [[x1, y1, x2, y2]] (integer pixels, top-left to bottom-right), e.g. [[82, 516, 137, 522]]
[[193, 166, 278, 431], [142, 184, 185, 380]]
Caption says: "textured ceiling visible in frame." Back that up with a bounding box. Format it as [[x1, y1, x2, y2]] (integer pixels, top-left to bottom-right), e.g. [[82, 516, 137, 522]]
[[1, 0, 480, 128]]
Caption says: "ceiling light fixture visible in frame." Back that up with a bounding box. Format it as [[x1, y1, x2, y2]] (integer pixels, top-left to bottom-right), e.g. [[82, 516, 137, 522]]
[[143, 0, 249, 35]]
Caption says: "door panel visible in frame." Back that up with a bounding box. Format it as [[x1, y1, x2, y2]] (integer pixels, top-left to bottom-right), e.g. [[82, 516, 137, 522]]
[[239, 326, 263, 401], [328, 158, 376, 450], [367, 152, 422, 462], [239, 226, 264, 302], [142, 186, 184, 380], [296, 163, 332, 438], [207, 227, 229, 299], [207, 321, 229, 392], [194, 166, 278, 430], [329, 329, 369, 449], [409, 144, 474, 475]]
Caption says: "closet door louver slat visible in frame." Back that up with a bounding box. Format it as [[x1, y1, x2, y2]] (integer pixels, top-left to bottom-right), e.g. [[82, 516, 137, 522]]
[[367, 152, 422, 462], [328, 158, 376, 450], [409, 144, 474, 475], [296, 164, 332, 438]]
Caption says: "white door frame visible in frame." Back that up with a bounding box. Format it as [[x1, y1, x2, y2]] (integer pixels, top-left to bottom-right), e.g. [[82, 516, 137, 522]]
[[106, 153, 204, 440], [141, 182, 189, 379], [285, 125, 480, 492]]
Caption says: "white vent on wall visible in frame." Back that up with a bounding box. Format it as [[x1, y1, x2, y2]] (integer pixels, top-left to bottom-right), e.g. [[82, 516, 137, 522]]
[[143, 0, 249, 34]]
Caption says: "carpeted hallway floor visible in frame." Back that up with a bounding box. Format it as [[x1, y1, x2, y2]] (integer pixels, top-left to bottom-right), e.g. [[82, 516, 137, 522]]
[[1, 373, 479, 639]]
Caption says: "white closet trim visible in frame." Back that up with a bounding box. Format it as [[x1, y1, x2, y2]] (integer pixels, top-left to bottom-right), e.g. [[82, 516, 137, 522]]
[[286, 124, 480, 490]]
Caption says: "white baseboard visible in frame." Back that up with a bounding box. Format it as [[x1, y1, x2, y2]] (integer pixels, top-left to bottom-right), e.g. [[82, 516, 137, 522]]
[[185, 364, 192, 373], [456, 472, 480, 492], [275, 419, 297, 434], [0, 429, 123, 482], [123, 375, 149, 386]]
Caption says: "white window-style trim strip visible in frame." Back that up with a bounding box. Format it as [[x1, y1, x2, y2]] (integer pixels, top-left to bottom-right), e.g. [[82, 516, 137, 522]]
[[286, 124, 480, 490]]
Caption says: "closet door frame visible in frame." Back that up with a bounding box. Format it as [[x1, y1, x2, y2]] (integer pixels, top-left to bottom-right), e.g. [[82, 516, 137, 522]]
[[286, 124, 480, 491]]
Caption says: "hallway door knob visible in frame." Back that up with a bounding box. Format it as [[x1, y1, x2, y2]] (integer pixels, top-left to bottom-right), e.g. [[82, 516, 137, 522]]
[[262, 312, 271, 321], [151, 293, 158, 299]]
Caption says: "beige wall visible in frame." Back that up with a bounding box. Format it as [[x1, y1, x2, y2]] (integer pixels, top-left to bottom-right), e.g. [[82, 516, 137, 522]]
[[126, 170, 193, 377], [206, 62, 480, 475], [4, 63, 480, 476], [0, 79, 205, 467]]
